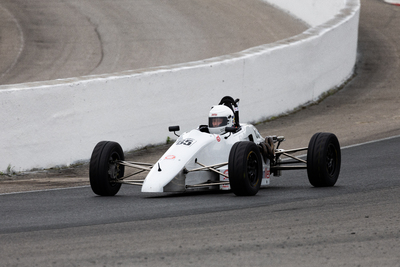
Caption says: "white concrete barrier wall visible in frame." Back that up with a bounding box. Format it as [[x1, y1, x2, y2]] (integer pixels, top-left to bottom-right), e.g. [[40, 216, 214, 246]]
[[0, 0, 360, 172]]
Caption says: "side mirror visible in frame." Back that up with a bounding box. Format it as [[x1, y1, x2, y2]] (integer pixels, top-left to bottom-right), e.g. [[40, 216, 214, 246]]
[[169, 126, 180, 132], [169, 126, 180, 137]]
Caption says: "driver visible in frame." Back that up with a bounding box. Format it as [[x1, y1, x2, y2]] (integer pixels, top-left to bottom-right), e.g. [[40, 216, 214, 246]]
[[211, 117, 224, 127], [208, 105, 234, 134]]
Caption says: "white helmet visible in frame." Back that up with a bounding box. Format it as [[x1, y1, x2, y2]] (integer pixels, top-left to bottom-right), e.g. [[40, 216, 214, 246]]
[[208, 105, 234, 134]]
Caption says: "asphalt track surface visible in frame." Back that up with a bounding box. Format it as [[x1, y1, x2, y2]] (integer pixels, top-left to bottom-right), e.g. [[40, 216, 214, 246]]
[[1, 136, 400, 266], [1, 0, 400, 266]]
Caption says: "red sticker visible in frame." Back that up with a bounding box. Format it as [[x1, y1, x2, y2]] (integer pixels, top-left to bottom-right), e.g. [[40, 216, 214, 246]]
[[216, 136, 221, 142], [165, 155, 176, 160], [265, 169, 270, 179]]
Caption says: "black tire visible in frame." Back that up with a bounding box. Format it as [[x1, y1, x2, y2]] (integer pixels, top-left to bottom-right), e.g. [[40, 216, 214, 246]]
[[307, 133, 341, 187], [228, 141, 262, 196], [89, 141, 124, 196]]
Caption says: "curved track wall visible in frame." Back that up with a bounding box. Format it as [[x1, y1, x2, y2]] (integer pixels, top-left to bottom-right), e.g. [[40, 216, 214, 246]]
[[0, 0, 360, 171]]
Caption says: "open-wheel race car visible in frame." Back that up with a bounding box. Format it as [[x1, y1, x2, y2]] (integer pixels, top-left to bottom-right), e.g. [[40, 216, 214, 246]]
[[89, 96, 341, 196]]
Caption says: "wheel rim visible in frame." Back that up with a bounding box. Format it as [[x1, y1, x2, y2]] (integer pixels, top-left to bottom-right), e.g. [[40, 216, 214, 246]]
[[247, 151, 259, 185], [108, 152, 122, 185], [326, 143, 337, 176]]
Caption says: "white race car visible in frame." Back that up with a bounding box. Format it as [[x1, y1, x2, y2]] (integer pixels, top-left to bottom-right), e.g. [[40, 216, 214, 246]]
[[89, 96, 341, 196]]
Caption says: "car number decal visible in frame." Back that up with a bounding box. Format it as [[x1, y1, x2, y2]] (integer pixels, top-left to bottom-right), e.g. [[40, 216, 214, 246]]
[[176, 138, 196, 147]]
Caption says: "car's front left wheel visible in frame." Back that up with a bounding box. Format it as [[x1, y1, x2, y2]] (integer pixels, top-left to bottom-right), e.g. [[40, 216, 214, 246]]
[[89, 141, 124, 196]]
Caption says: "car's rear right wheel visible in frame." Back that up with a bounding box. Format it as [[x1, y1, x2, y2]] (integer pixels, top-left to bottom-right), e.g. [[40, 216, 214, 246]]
[[307, 133, 341, 187]]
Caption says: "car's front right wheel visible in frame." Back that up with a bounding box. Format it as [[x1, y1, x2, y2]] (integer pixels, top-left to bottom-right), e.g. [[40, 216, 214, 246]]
[[228, 141, 262, 196]]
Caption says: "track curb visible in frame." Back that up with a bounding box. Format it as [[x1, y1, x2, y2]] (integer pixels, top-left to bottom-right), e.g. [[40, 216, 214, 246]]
[[383, 0, 400, 6]]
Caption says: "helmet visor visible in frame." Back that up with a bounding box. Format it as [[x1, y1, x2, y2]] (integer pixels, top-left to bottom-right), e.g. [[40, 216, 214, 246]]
[[209, 117, 228, 128]]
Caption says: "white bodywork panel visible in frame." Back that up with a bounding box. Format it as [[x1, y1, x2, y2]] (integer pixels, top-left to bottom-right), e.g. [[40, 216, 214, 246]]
[[141, 124, 270, 193]]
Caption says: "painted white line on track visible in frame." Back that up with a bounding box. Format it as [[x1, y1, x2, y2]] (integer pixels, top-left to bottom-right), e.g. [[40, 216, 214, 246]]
[[0, 185, 89, 196], [342, 134, 400, 150]]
